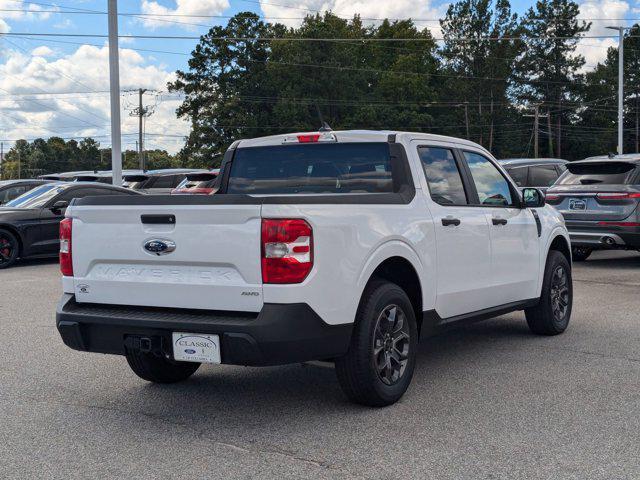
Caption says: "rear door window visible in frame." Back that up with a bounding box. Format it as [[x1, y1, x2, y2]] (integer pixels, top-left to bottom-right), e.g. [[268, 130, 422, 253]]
[[227, 143, 394, 194], [556, 162, 638, 185], [529, 165, 560, 187], [418, 147, 468, 205]]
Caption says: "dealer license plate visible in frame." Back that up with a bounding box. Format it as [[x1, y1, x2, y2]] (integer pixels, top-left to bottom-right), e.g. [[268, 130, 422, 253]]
[[172, 332, 221, 364]]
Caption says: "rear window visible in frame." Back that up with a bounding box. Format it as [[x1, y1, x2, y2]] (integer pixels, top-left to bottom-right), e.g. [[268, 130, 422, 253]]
[[557, 162, 638, 185], [226, 143, 394, 194], [505, 166, 528, 187], [529, 165, 561, 187]]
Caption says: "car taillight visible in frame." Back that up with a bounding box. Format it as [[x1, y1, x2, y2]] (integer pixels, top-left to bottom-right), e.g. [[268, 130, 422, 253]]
[[545, 193, 560, 201], [59, 218, 73, 276], [596, 192, 640, 200], [261, 219, 313, 284]]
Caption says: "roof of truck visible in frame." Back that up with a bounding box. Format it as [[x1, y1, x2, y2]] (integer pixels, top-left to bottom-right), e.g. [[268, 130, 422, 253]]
[[236, 130, 490, 153]]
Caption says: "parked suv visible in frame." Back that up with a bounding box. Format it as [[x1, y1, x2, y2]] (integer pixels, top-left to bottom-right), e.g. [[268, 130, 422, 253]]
[[546, 155, 640, 261], [56, 131, 572, 406], [498, 158, 568, 192]]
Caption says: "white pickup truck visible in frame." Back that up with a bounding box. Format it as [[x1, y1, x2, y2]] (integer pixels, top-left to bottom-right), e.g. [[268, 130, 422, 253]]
[[56, 130, 572, 406]]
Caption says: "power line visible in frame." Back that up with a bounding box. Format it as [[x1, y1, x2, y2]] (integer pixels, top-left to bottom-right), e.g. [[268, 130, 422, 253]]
[[6, 6, 640, 23], [0, 31, 632, 42]]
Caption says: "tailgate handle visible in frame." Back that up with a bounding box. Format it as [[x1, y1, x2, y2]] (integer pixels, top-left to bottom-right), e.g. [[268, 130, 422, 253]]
[[141, 214, 176, 225]]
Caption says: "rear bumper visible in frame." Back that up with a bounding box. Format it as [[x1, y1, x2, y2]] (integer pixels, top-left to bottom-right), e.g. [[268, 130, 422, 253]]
[[566, 222, 640, 249], [56, 294, 352, 366]]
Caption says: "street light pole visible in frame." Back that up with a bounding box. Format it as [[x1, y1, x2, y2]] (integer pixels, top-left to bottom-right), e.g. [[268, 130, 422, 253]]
[[608, 26, 626, 156], [107, 0, 122, 185]]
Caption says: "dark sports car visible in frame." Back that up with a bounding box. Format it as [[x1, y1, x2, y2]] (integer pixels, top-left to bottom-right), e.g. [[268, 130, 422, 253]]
[[0, 179, 54, 205], [0, 182, 141, 268]]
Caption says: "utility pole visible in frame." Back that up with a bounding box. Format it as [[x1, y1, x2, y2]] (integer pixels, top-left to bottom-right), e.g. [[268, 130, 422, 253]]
[[608, 26, 627, 155], [0, 142, 3, 179], [127, 89, 154, 170], [108, 0, 122, 186], [458, 103, 470, 140], [547, 109, 553, 157], [534, 106, 539, 158], [524, 105, 548, 158], [138, 88, 147, 169]]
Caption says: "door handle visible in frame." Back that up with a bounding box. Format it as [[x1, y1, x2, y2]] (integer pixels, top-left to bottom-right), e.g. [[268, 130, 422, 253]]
[[492, 217, 508, 226], [442, 217, 461, 227]]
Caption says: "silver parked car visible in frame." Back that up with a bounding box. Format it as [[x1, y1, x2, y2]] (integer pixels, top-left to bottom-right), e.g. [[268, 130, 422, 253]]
[[546, 154, 640, 261]]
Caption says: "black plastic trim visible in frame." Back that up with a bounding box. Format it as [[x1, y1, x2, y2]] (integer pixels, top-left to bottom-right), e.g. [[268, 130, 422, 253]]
[[421, 298, 539, 337], [56, 295, 353, 366], [141, 214, 176, 225]]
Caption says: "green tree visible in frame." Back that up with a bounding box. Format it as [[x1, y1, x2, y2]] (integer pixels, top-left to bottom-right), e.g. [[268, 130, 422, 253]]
[[514, 0, 590, 158], [440, 0, 522, 154], [168, 12, 283, 167]]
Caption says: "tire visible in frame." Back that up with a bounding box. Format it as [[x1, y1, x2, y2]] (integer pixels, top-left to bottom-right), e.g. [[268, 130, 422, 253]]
[[0, 229, 19, 269], [335, 279, 418, 407], [525, 250, 573, 336], [571, 246, 592, 262], [125, 350, 200, 383]]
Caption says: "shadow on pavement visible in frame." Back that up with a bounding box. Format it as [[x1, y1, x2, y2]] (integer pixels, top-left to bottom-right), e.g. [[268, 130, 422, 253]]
[[13, 257, 59, 269], [103, 315, 533, 421], [578, 251, 640, 270]]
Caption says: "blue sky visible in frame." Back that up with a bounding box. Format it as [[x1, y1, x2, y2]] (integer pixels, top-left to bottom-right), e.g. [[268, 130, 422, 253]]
[[0, 0, 636, 153]]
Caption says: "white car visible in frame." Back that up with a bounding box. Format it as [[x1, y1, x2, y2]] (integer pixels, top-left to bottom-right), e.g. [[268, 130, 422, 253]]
[[56, 130, 572, 406]]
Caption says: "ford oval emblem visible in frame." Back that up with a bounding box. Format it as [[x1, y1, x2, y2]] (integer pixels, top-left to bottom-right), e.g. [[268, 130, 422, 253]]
[[143, 239, 176, 256], [184, 349, 196, 354]]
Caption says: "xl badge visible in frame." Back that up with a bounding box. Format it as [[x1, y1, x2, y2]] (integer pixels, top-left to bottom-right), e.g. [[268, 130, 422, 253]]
[[143, 239, 176, 256]]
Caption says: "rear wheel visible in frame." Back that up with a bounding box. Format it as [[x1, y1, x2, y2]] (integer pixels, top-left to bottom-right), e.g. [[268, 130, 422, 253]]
[[125, 350, 200, 383], [525, 250, 572, 336], [0, 229, 19, 269], [335, 280, 418, 407], [571, 246, 592, 262]]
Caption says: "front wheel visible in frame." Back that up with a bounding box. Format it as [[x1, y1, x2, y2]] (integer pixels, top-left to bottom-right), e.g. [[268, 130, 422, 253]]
[[125, 350, 200, 383], [525, 250, 573, 336], [335, 280, 418, 407]]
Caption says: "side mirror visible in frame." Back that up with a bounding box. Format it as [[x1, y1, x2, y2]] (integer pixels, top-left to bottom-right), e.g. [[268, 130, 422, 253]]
[[522, 188, 545, 208], [50, 200, 69, 211]]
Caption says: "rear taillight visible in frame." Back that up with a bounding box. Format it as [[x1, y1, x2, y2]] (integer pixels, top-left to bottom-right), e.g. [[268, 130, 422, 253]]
[[261, 219, 313, 284], [59, 218, 73, 276], [545, 193, 560, 201], [596, 192, 640, 200]]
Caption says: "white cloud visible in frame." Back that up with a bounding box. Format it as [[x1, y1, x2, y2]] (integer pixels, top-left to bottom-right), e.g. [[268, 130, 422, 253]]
[[140, 0, 230, 29], [259, 0, 444, 30], [0, 44, 189, 153], [31, 46, 54, 57], [577, 0, 631, 68], [0, 0, 57, 22]]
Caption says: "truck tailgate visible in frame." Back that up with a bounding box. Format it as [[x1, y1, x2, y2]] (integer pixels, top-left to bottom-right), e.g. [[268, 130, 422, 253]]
[[69, 203, 263, 312]]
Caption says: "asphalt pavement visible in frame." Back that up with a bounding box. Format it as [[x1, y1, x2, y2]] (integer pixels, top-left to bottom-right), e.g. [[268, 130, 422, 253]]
[[2, 251, 639, 479]]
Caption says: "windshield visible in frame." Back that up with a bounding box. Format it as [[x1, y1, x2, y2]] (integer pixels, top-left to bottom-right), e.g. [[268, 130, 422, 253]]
[[122, 175, 149, 189], [5, 184, 66, 208], [227, 143, 394, 195], [556, 162, 638, 185]]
